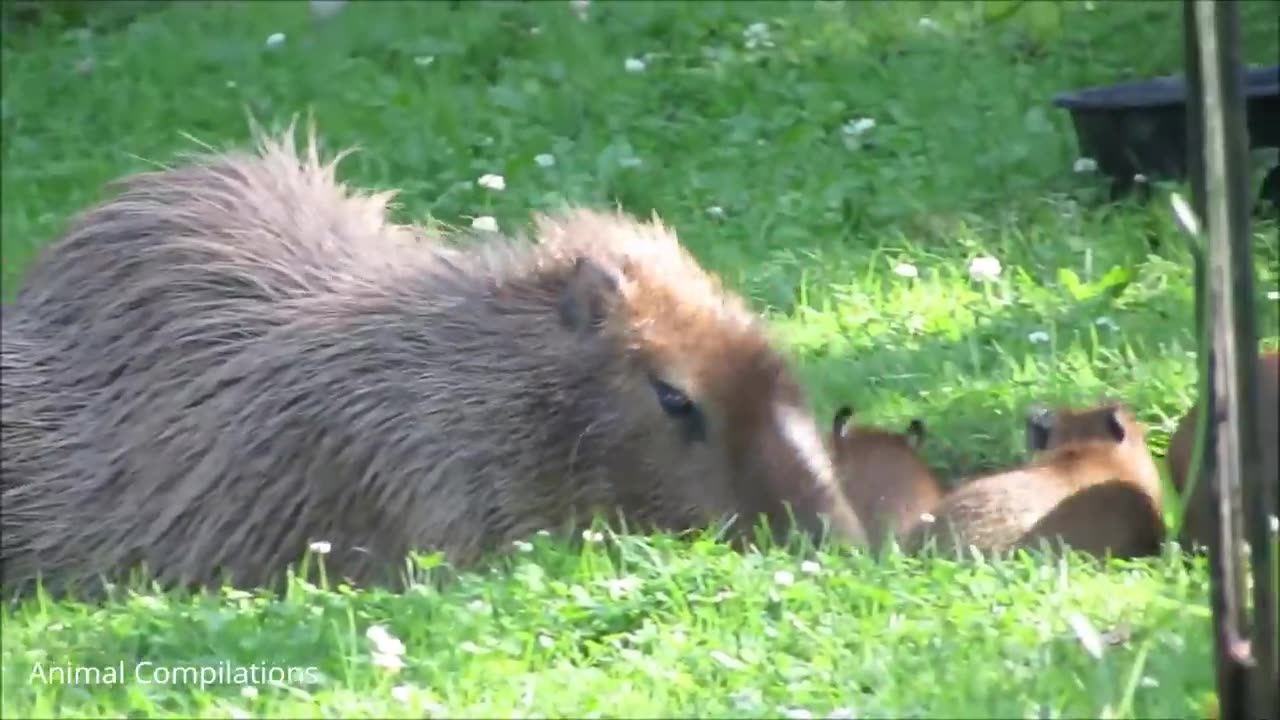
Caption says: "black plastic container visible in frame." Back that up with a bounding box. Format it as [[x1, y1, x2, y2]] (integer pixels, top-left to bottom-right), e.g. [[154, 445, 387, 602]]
[[1053, 64, 1279, 204]]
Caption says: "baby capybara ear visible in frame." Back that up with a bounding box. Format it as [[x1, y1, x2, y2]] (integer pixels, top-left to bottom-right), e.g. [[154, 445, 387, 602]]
[[1025, 405, 1055, 452], [1103, 406, 1128, 442], [832, 405, 854, 438], [557, 256, 620, 334], [905, 419, 926, 448]]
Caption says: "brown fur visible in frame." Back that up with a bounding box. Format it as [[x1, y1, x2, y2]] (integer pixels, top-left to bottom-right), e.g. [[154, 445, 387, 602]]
[[0, 125, 866, 599], [903, 403, 1165, 559], [1165, 351, 1279, 552], [829, 405, 943, 553]]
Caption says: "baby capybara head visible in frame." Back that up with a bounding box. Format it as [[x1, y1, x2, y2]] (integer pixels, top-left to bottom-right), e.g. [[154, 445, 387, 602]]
[[829, 405, 940, 552], [831, 405, 927, 468], [1024, 402, 1162, 503], [529, 211, 867, 548]]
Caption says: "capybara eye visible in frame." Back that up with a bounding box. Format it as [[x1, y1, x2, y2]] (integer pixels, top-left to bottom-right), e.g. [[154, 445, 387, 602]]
[[652, 379, 695, 417], [651, 379, 706, 443]]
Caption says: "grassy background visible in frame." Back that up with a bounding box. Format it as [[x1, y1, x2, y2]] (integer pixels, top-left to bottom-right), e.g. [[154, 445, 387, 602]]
[[2, 0, 1277, 717]]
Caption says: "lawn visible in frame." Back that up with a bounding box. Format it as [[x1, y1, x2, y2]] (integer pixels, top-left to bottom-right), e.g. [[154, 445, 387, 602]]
[[2, 0, 1278, 717]]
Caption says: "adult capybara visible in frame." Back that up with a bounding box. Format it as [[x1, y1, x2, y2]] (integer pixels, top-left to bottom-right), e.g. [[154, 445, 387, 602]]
[[829, 405, 943, 553], [1165, 350, 1279, 552], [903, 403, 1165, 559], [0, 126, 866, 599]]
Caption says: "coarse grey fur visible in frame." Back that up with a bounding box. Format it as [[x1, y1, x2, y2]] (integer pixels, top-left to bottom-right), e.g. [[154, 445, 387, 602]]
[[0, 126, 866, 598]]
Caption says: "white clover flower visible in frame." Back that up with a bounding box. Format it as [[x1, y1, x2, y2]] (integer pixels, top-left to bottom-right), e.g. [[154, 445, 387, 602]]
[[512, 539, 534, 553], [265, 32, 286, 50], [968, 256, 1003, 282], [1134, 173, 1148, 183], [310, 0, 347, 19], [893, 262, 919, 279], [366, 624, 391, 645], [471, 216, 499, 232], [800, 560, 822, 574], [743, 22, 774, 50], [918, 512, 936, 524], [391, 685, 412, 703], [477, 173, 505, 191], [1073, 157, 1098, 173], [624, 57, 646, 73], [377, 635, 407, 656], [240, 686, 258, 699], [842, 117, 876, 137], [603, 576, 642, 599], [372, 652, 404, 672], [1028, 330, 1051, 344], [414, 55, 435, 67], [1270, 515, 1278, 533], [308, 540, 331, 555], [366, 625, 406, 657], [582, 529, 605, 543], [1266, 290, 1279, 301], [773, 570, 795, 586], [534, 153, 556, 168], [538, 634, 555, 649], [707, 205, 726, 219]]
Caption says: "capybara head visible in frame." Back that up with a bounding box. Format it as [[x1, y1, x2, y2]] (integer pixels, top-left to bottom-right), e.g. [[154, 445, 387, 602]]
[[1024, 402, 1162, 504], [0, 125, 866, 597], [1167, 351, 1280, 553], [829, 404, 941, 553], [525, 210, 868, 549]]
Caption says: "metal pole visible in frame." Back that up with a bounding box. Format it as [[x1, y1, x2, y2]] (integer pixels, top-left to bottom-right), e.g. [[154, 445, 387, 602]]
[[1186, 1, 1276, 719]]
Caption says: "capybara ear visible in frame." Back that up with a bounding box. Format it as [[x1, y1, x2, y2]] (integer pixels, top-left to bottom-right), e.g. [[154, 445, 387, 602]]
[[558, 256, 620, 334], [906, 419, 926, 448], [1025, 405, 1055, 451], [833, 405, 854, 438], [1103, 407, 1127, 442]]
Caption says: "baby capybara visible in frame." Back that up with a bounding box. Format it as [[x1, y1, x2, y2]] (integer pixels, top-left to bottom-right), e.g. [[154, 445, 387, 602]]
[[1165, 350, 1279, 553], [0, 126, 866, 598], [829, 405, 943, 553], [903, 403, 1165, 559]]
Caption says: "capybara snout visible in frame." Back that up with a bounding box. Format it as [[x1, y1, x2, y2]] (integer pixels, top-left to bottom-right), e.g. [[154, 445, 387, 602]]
[[0, 125, 865, 598]]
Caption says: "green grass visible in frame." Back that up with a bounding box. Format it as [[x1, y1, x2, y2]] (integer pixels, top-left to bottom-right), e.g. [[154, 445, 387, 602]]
[[2, 0, 1277, 717]]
